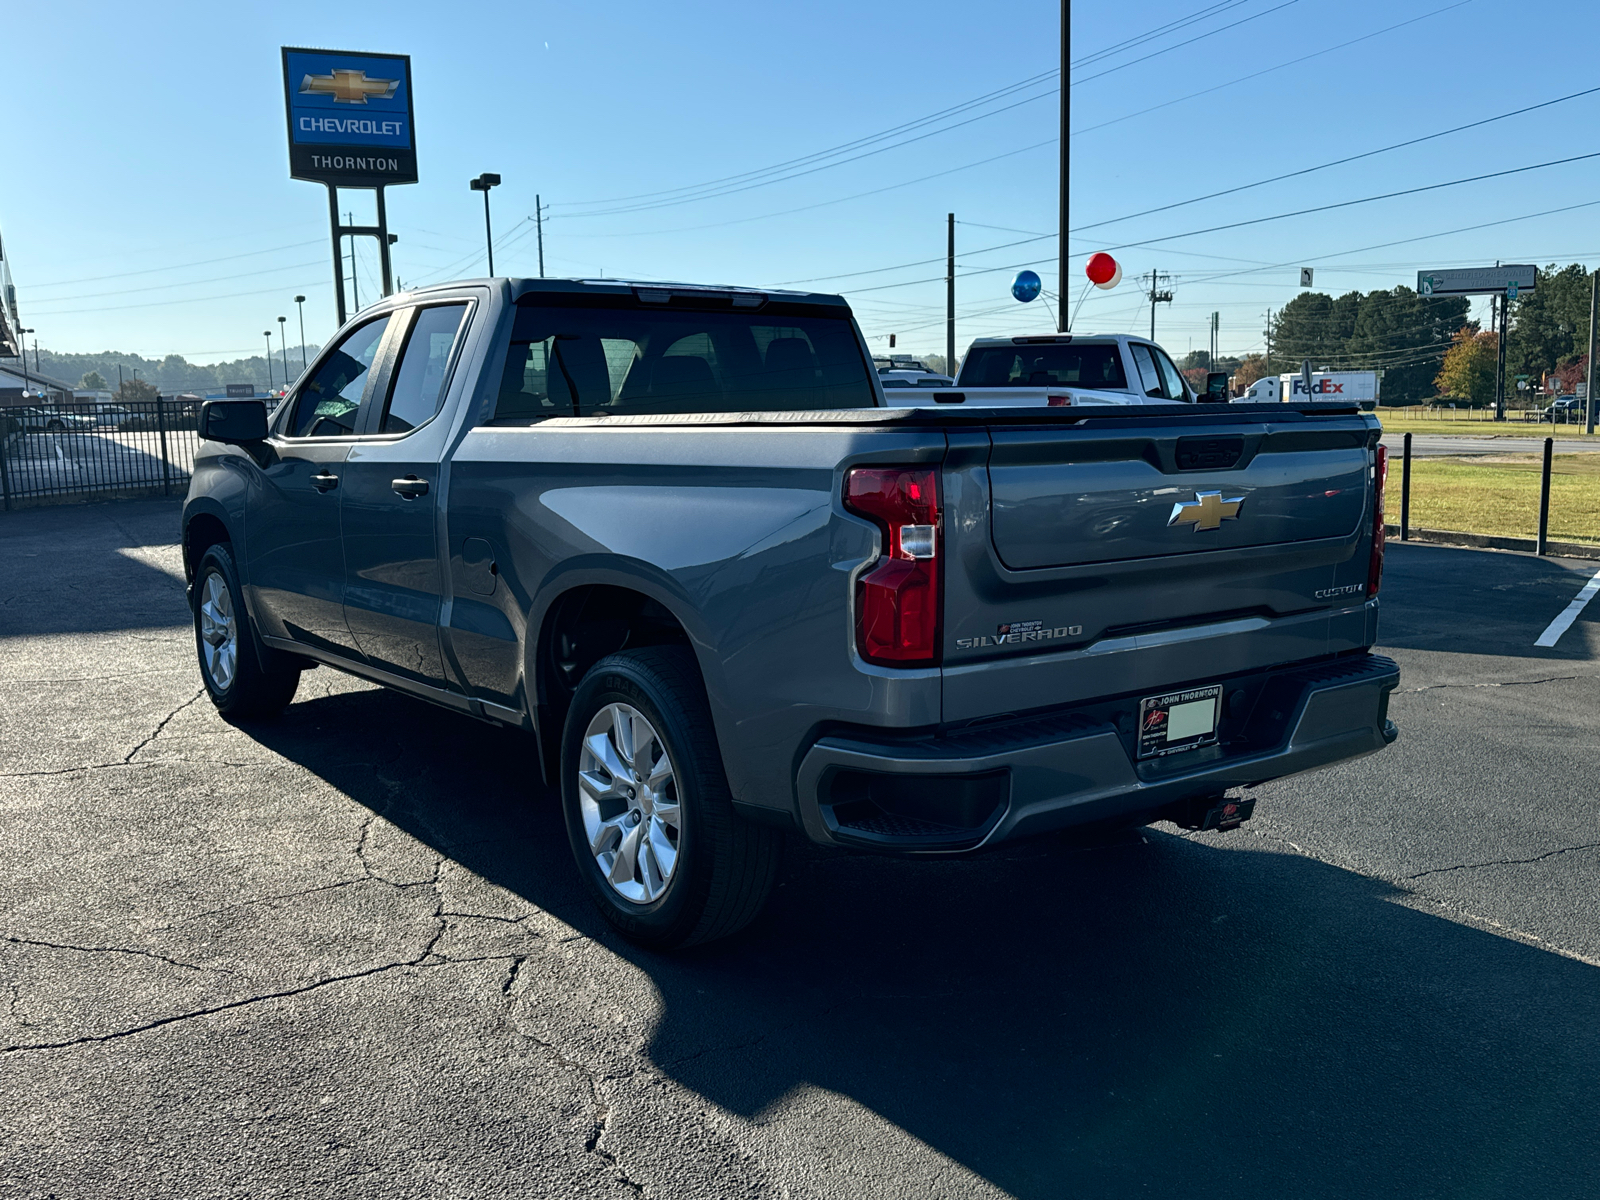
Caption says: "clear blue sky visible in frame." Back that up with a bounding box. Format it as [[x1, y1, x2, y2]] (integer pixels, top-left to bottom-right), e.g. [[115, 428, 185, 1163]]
[[10, 0, 1600, 365]]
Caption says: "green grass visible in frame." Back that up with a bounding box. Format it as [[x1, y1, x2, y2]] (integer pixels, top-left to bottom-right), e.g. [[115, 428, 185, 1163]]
[[1377, 408, 1600, 440], [1403, 454, 1600, 545]]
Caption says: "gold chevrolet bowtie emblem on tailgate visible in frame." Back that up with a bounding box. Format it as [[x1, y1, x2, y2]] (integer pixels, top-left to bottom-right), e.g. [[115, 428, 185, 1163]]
[[1168, 490, 1244, 532], [300, 69, 399, 104]]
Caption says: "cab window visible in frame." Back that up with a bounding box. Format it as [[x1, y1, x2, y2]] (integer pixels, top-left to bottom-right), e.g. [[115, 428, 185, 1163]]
[[380, 304, 470, 434], [1152, 347, 1190, 401], [1130, 344, 1165, 399], [286, 316, 390, 437]]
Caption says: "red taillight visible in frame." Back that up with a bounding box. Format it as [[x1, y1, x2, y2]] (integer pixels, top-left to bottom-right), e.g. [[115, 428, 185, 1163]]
[[1367, 443, 1387, 597], [843, 466, 941, 665], [1047, 395, 1072, 407]]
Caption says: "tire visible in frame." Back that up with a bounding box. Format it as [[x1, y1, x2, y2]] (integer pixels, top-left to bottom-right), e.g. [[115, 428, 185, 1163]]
[[45, 420, 63, 433], [560, 647, 781, 949], [193, 541, 300, 720]]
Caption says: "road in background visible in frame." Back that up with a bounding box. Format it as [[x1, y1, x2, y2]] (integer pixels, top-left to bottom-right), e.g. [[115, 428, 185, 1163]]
[[2, 503, 1598, 1198], [1381, 432, 1600, 457]]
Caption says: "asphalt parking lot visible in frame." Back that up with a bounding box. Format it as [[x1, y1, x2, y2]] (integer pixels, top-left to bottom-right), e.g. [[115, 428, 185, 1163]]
[[4, 499, 1600, 1199]]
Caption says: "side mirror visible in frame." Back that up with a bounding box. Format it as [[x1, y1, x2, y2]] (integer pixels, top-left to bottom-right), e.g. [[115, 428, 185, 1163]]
[[1202, 371, 1230, 403], [199, 399, 269, 444]]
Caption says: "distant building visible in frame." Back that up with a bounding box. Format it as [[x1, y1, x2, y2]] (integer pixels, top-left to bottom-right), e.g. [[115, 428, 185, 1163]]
[[0, 359, 78, 406]]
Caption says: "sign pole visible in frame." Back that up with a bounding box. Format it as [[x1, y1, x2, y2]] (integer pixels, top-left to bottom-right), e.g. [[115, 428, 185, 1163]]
[[376, 187, 394, 296], [327, 185, 347, 327], [1586, 269, 1598, 436], [1495, 289, 1508, 421]]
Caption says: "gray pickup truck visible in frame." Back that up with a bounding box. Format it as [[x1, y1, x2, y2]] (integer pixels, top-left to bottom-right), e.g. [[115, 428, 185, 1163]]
[[183, 277, 1398, 947]]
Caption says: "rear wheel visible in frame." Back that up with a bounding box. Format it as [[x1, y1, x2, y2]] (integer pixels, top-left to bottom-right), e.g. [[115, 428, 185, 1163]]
[[560, 647, 781, 949], [193, 542, 300, 720]]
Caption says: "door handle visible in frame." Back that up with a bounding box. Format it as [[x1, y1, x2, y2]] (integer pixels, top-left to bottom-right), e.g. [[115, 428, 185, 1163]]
[[310, 471, 339, 492], [391, 475, 429, 499]]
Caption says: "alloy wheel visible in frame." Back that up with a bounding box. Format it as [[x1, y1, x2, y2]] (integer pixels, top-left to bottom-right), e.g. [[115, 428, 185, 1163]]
[[577, 702, 681, 904], [197, 570, 238, 691]]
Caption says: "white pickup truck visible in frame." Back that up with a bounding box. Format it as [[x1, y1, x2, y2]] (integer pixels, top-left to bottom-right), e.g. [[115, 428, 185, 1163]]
[[881, 334, 1223, 408]]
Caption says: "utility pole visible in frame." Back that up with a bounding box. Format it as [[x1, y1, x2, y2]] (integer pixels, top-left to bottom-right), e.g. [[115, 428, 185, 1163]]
[[1057, 0, 1069, 333], [295, 296, 308, 372], [946, 213, 956, 375], [264, 331, 275, 392], [1145, 269, 1172, 341], [1586, 269, 1597, 435], [1264, 309, 1273, 375], [277, 315, 290, 384], [535, 193, 546, 278]]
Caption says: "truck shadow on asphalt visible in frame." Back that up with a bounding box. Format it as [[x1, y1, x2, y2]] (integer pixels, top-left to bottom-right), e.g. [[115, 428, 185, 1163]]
[[243, 683, 1600, 1199], [1381, 542, 1600, 660]]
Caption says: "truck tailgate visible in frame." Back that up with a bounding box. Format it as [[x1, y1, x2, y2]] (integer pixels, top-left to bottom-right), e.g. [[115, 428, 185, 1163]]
[[941, 412, 1380, 723]]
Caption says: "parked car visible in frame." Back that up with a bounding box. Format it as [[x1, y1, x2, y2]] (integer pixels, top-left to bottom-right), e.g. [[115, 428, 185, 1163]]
[[873, 354, 955, 391], [184, 277, 1399, 947], [13, 406, 96, 433], [1540, 396, 1584, 423], [881, 334, 1228, 408], [93, 404, 136, 430]]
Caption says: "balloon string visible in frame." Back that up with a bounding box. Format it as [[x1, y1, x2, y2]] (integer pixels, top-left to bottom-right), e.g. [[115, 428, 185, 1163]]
[[1068, 279, 1095, 331]]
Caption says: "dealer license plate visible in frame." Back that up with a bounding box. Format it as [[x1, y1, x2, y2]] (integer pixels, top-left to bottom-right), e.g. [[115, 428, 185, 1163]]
[[1138, 685, 1223, 759]]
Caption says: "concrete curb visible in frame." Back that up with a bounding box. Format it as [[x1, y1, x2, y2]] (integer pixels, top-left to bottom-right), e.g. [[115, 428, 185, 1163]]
[[1385, 524, 1600, 561]]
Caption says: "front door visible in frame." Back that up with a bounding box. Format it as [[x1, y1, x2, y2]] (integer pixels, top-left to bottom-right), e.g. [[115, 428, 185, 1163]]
[[246, 312, 394, 658], [340, 301, 472, 685]]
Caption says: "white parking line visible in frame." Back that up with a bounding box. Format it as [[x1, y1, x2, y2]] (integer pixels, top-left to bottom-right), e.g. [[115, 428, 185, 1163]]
[[1535, 567, 1600, 647]]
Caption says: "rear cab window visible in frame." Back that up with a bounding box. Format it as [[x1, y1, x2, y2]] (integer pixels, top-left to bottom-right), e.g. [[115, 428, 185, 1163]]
[[959, 343, 1128, 390], [491, 294, 874, 421]]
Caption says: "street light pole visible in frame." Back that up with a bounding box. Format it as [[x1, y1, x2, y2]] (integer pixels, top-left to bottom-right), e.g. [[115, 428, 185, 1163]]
[[277, 316, 290, 385], [17, 328, 32, 396], [264, 331, 275, 392], [471, 174, 501, 276], [295, 296, 308, 372]]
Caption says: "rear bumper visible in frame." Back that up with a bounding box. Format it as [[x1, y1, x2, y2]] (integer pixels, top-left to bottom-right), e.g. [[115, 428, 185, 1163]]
[[793, 653, 1399, 853]]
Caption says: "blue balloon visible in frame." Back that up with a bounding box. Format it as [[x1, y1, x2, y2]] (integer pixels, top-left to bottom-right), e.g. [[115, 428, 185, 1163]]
[[1012, 269, 1042, 303]]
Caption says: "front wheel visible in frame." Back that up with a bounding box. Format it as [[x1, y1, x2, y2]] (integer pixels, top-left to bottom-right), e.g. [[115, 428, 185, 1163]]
[[193, 541, 300, 720], [560, 647, 780, 949], [45, 419, 63, 432]]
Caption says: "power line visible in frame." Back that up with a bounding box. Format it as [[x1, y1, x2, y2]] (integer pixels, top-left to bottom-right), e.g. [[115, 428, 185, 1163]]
[[1101, 151, 1600, 255], [1075, 82, 1600, 236], [25, 240, 325, 290], [26, 259, 325, 307], [1070, 0, 1471, 139]]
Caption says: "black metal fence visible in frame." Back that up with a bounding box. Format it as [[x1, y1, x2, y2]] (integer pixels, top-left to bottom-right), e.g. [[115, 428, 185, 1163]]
[[0, 399, 201, 510]]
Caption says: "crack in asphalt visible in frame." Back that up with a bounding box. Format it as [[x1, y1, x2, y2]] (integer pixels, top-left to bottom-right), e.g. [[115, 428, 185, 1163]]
[[1407, 841, 1600, 880], [0, 946, 519, 1055], [1402, 675, 1584, 694], [498, 954, 646, 1195], [123, 688, 206, 763], [3, 934, 225, 975]]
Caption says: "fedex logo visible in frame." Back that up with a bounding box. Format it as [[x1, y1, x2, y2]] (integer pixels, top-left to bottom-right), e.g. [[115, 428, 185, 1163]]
[[1292, 379, 1344, 395]]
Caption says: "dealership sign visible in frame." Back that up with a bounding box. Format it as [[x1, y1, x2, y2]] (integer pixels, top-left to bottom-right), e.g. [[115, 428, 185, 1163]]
[[282, 47, 417, 188], [1417, 265, 1537, 298]]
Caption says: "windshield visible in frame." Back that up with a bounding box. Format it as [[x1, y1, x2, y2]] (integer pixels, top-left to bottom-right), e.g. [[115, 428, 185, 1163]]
[[958, 343, 1129, 390]]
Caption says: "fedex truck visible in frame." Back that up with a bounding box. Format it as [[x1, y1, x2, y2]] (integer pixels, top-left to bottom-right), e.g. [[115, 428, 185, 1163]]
[[1238, 371, 1378, 406]]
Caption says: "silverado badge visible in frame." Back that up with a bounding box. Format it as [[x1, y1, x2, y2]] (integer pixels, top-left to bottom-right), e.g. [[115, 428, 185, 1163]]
[[1168, 490, 1244, 532]]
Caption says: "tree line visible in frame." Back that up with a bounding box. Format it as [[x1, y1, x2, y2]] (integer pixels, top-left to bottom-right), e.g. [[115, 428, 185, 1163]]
[[32, 346, 321, 396]]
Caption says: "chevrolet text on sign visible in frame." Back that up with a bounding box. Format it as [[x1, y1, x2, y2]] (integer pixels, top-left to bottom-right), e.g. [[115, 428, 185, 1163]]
[[282, 47, 417, 188]]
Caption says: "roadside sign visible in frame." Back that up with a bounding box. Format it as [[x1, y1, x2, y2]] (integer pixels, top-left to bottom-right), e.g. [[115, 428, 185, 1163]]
[[1417, 265, 1537, 297], [1299, 267, 1314, 287], [282, 47, 417, 188]]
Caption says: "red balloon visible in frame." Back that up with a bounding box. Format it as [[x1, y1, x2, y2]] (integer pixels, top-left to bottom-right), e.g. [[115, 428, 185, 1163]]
[[1086, 252, 1119, 285]]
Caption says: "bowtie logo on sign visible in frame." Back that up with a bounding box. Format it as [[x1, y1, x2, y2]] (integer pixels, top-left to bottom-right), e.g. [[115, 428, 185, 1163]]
[[299, 69, 399, 104], [1168, 491, 1244, 532]]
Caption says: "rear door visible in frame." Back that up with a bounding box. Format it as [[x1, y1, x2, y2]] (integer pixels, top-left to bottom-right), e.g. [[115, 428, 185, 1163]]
[[339, 299, 474, 685], [940, 411, 1378, 721], [247, 313, 395, 657]]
